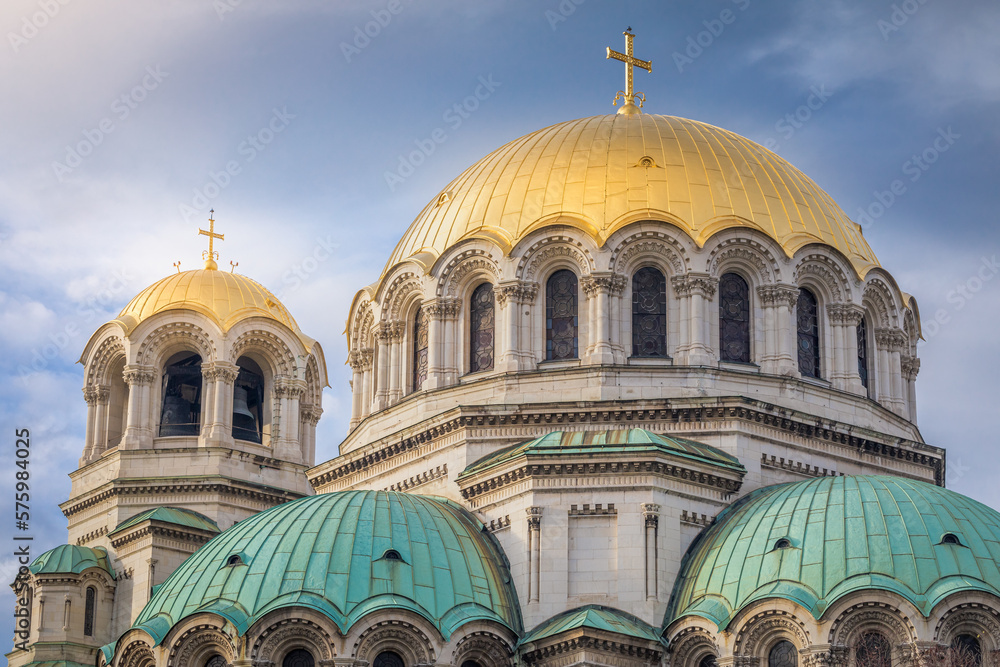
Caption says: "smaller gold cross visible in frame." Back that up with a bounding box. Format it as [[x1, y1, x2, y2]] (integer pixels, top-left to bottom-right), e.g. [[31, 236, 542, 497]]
[[606, 28, 652, 115], [230, 260, 239, 273], [199, 209, 224, 269], [173, 261, 182, 273]]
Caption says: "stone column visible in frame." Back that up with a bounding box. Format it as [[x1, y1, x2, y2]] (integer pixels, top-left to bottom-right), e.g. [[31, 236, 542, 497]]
[[756, 284, 800, 376], [642, 503, 660, 600], [374, 323, 392, 411], [348, 351, 365, 430], [387, 321, 404, 403], [672, 273, 718, 366], [876, 327, 907, 416], [526, 507, 543, 604], [203, 362, 239, 447], [902, 355, 920, 423], [91, 386, 110, 458], [440, 298, 460, 384], [424, 301, 445, 390], [80, 387, 100, 464], [496, 281, 538, 372], [581, 273, 626, 365], [300, 405, 323, 465], [826, 303, 865, 394], [274, 378, 306, 462], [121, 365, 156, 449], [359, 348, 374, 419]]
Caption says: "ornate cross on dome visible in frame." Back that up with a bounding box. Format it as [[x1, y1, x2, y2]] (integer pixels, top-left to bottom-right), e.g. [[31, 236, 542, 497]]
[[199, 209, 225, 270], [606, 28, 651, 115]]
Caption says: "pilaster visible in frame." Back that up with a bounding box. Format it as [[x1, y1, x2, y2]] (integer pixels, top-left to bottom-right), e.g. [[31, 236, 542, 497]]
[[827, 303, 865, 394], [496, 280, 538, 372], [756, 283, 800, 376], [581, 272, 627, 365], [202, 361, 239, 447], [672, 273, 718, 366]]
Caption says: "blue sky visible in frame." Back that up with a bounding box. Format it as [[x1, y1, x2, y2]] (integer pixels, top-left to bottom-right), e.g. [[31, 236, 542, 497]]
[[1, 0, 999, 649]]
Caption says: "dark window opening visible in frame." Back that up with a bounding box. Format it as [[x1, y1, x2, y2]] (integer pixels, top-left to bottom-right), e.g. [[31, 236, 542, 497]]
[[632, 267, 667, 357], [374, 651, 405, 667], [283, 649, 315, 667], [774, 538, 792, 550], [470, 283, 495, 373], [942, 533, 962, 545], [382, 549, 403, 561], [699, 655, 719, 667], [159, 353, 203, 436], [854, 632, 891, 667], [546, 270, 578, 360], [84, 586, 96, 637], [719, 272, 751, 363], [205, 655, 228, 667], [953, 634, 982, 667], [412, 306, 429, 392], [233, 356, 265, 444], [858, 316, 870, 390], [768, 640, 798, 667], [226, 554, 243, 566], [796, 288, 821, 378]]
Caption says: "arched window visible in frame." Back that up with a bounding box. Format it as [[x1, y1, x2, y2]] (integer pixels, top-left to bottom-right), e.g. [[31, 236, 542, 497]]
[[412, 306, 429, 392], [546, 269, 578, 360], [796, 288, 821, 378], [953, 634, 982, 667], [854, 632, 891, 667], [374, 651, 405, 667], [283, 649, 315, 667], [205, 656, 228, 667], [84, 586, 96, 637], [858, 316, 870, 391], [461, 661, 482, 667], [233, 356, 265, 444], [719, 272, 751, 363], [631, 267, 667, 357], [469, 283, 495, 373], [699, 655, 719, 667], [768, 641, 798, 667], [159, 352, 203, 436]]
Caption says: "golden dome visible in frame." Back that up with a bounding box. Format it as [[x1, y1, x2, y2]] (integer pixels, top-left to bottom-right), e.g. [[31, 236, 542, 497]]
[[384, 114, 879, 278], [116, 269, 299, 334]]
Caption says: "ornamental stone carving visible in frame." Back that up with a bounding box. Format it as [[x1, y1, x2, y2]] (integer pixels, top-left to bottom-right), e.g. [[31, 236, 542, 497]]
[[443, 254, 500, 297], [123, 365, 157, 386], [875, 327, 908, 352], [495, 280, 539, 307], [612, 235, 686, 275], [669, 627, 718, 667], [734, 612, 810, 656], [136, 321, 216, 365], [794, 256, 848, 302], [671, 273, 718, 299], [826, 303, 865, 326], [526, 506, 543, 530], [169, 625, 235, 667], [581, 273, 628, 297], [230, 330, 297, 375], [253, 619, 335, 664], [203, 363, 240, 384], [901, 355, 921, 381], [756, 284, 800, 308], [83, 385, 110, 406], [642, 503, 661, 528], [708, 240, 779, 283], [453, 632, 513, 667], [830, 605, 915, 646], [521, 242, 592, 282], [353, 622, 433, 665], [934, 604, 1000, 647]]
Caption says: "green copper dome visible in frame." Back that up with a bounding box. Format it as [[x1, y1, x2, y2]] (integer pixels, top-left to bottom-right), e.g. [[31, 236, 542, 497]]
[[30, 545, 115, 579], [130, 491, 521, 646], [666, 476, 1000, 630]]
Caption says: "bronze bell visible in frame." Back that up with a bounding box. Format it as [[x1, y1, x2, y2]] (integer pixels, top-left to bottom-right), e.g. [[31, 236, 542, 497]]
[[232, 386, 258, 441]]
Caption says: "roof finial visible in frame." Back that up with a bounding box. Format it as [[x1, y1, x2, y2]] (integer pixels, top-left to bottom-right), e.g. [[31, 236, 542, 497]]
[[198, 209, 224, 270], [230, 260, 239, 273], [173, 261, 182, 273], [606, 27, 651, 115]]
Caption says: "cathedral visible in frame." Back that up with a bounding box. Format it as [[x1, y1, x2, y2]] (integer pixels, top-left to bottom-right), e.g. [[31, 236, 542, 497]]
[[10, 31, 1000, 667]]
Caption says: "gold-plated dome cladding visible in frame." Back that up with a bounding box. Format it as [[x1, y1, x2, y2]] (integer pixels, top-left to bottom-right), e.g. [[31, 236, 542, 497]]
[[383, 114, 879, 279], [117, 269, 299, 333]]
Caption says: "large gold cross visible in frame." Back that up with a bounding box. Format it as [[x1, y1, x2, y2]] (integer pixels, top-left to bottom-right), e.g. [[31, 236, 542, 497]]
[[606, 28, 651, 114], [199, 209, 224, 269]]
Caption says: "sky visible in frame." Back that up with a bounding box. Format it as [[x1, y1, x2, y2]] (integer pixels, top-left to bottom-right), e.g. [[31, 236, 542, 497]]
[[1, 0, 999, 651]]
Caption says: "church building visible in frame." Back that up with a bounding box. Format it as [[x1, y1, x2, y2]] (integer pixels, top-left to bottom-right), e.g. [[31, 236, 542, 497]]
[[10, 30, 1000, 667]]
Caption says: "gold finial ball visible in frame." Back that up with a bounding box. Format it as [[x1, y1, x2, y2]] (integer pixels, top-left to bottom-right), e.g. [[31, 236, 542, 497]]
[[616, 102, 642, 115], [204, 258, 218, 270]]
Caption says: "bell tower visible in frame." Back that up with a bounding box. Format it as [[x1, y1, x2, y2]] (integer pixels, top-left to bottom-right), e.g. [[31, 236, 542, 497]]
[[63, 218, 328, 638]]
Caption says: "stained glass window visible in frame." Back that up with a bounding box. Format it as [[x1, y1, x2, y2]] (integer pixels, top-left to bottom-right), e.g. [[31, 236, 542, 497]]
[[412, 306, 429, 392], [546, 270, 578, 360], [768, 641, 798, 667], [854, 633, 891, 667], [858, 316, 869, 390], [796, 288, 821, 378], [374, 652, 405, 667], [283, 649, 315, 667], [205, 656, 228, 667], [699, 655, 719, 667], [470, 283, 495, 372], [719, 273, 751, 363], [632, 267, 667, 357], [84, 586, 96, 636]]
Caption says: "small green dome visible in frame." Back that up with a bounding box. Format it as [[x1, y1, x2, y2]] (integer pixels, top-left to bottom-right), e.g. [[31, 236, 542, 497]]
[[666, 476, 1000, 630], [30, 545, 115, 579], [130, 491, 522, 645]]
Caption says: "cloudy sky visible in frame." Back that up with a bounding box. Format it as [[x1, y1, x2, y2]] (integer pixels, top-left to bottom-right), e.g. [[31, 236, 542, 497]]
[[1, 0, 998, 649]]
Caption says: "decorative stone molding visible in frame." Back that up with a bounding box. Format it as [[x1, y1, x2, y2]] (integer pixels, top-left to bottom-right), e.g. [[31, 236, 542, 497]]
[[168, 624, 235, 667], [487, 515, 511, 532], [863, 278, 899, 328], [611, 232, 687, 275], [671, 273, 718, 299], [521, 635, 664, 665], [668, 627, 718, 667], [794, 255, 850, 302], [826, 303, 865, 326], [580, 272, 628, 297], [300, 404, 324, 427], [441, 251, 500, 297], [85, 335, 126, 386], [495, 280, 539, 307], [453, 631, 514, 667], [800, 647, 849, 667], [734, 611, 810, 656], [83, 385, 110, 405], [761, 453, 839, 478], [829, 603, 915, 646], [203, 362, 240, 384], [901, 355, 921, 381], [756, 284, 800, 308], [253, 618, 335, 664], [119, 640, 156, 667], [423, 298, 461, 319], [934, 603, 1000, 648], [527, 506, 543, 529], [569, 503, 616, 515], [642, 503, 661, 527], [274, 378, 307, 399], [353, 620, 433, 664], [875, 327, 908, 352], [707, 237, 781, 283], [518, 237, 594, 282], [680, 510, 713, 527], [136, 321, 216, 365], [230, 330, 297, 375], [123, 365, 157, 386], [384, 464, 447, 492]]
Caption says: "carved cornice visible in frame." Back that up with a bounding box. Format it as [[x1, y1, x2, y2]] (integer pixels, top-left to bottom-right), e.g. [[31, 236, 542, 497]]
[[109, 522, 219, 550], [756, 283, 800, 308], [495, 280, 539, 307], [384, 464, 447, 492], [826, 303, 865, 326], [671, 272, 718, 299], [521, 634, 663, 665]]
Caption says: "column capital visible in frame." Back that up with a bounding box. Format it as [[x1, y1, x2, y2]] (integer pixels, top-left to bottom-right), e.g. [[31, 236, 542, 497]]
[[875, 326, 908, 352], [274, 377, 307, 398], [495, 280, 539, 307], [83, 385, 110, 405], [581, 272, 628, 297], [901, 355, 921, 380], [202, 361, 240, 383], [123, 364, 157, 386], [671, 272, 718, 299], [422, 297, 460, 319], [526, 506, 543, 529], [826, 302, 865, 325], [642, 503, 660, 527], [756, 282, 800, 307], [301, 404, 324, 426]]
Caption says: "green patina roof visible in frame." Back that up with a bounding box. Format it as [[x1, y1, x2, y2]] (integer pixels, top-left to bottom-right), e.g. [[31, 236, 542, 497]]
[[109, 507, 220, 536], [666, 475, 1000, 630], [460, 429, 745, 478], [30, 545, 116, 580], [128, 491, 522, 647], [21, 661, 94, 667], [521, 605, 666, 647]]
